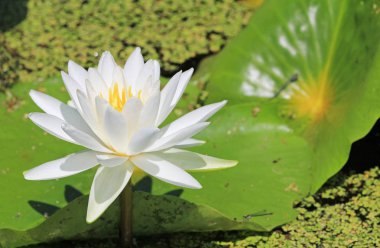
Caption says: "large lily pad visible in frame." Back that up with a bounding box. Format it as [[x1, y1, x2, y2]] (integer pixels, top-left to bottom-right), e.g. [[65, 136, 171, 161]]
[[145, 0, 380, 231], [0, 79, 85, 232], [180, 0, 380, 225], [200, 0, 380, 192]]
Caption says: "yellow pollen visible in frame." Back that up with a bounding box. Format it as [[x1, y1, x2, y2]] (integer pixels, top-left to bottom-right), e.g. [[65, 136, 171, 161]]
[[127, 86, 133, 98], [101, 84, 143, 112], [108, 84, 127, 112]]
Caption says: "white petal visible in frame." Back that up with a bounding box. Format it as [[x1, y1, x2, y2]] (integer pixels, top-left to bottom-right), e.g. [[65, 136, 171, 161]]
[[68, 60, 88, 90], [88, 68, 108, 95], [153, 148, 238, 172], [152, 60, 160, 82], [113, 65, 126, 88], [141, 79, 160, 102], [124, 47, 144, 88], [95, 96, 108, 122], [162, 100, 226, 136], [131, 154, 201, 189], [86, 162, 134, 223], [173, 138, 205, 148], [122, 98, 143, 139], [98, 52, 106, 71], [135, 60, 155, 93], [98, 51, 115, 86], [138, 92, 160, 128], [77, 90, 98, 134], [85, 79, 98, 100], [29, 90, 64, 118], [155, 71, 182, 125], [148, 122, 210, 152], [127, 127, 160, 155], [61, 71, 81, 108], [30, 90, 93, 135], [103, 106, 129, 152], [76, 90, 93, 117], [96, 154, 128, 167], [24, 150, 98, 180], [62, 123, 111, 153], [93, 97, 109, 141], [172, 68, 194, 106], [29, 113, 76, 143]]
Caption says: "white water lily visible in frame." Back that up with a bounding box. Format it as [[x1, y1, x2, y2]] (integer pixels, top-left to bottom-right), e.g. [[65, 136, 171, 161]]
[[24, 48, 237, 223]]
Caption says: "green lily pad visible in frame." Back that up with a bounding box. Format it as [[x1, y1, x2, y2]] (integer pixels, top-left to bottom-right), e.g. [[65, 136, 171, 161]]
[[143, 0, 380, 232], [171, 0, 380, 228], [0, 79, 86, 232], [202, 0, 380, 191]]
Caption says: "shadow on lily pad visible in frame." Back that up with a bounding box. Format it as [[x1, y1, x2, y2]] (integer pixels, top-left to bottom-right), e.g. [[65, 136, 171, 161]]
[[28, 185, 84, 217], [3, 191, 265, 247], [29, 177, 184, 218]]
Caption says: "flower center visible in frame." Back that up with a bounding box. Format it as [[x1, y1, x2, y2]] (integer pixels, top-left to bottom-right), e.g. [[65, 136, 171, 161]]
[[108, 84, 127, 112], [102, 84, 142, 112]]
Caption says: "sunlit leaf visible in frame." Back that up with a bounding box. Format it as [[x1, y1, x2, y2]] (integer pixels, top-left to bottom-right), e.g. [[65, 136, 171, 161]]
[[179, 0, 380, 228]]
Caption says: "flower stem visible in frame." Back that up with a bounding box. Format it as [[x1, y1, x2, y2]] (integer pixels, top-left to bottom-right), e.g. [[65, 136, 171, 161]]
[[120, 181, 133, 248]]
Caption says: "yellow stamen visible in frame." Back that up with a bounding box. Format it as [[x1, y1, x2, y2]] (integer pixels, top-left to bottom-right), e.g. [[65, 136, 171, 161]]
[[127, 86, 133, 98], [102, 84, 143, 112], [122, 88, 126, 104], [108, 84, 127, 112]]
